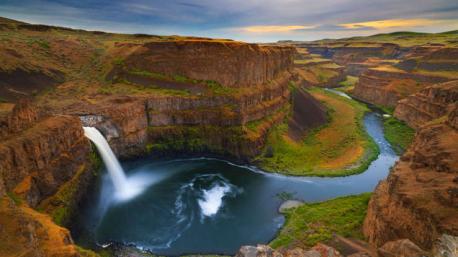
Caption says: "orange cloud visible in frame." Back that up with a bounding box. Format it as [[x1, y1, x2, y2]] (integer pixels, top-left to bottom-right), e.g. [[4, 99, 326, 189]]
[[340, 18, 457, 29]]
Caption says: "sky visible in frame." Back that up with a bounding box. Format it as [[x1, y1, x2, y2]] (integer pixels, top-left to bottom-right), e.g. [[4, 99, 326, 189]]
[[0, 0, 457, 42]]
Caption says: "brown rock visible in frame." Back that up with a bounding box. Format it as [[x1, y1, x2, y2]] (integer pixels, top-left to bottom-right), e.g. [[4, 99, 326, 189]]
[[236, 245, 282, 257], [0, 196, 82, 257], [235, 244, 343, 257], [378, 239, 429, 257], [431, 234, 458, 257], [112, 40, 295, 88], [352, 68, 449, 107], [311, 243, 343, 257], [363, 107, 458, 249], [394, 80, 458, 129], [0, 106, 92, 207], [0, 99, 41, 138]]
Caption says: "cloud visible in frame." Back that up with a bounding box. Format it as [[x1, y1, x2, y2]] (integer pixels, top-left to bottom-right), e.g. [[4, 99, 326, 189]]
[[240, 25, 316, 33], [340, 18, 458, 30], [0, 0, 457, 42]]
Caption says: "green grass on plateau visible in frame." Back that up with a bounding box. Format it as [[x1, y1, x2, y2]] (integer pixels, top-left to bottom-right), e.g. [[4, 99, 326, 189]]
[[270, 193, 371, 249]]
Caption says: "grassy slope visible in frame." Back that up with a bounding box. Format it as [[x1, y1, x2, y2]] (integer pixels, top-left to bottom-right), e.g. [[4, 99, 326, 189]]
[[382, 116, 415, 155], [270, 193, 371, 249], [257, 87, 379, 177], [337, 76, 359, 94]]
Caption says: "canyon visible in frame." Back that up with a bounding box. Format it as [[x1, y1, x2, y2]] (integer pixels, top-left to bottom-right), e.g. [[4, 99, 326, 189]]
[[0, 16, 457, 257]]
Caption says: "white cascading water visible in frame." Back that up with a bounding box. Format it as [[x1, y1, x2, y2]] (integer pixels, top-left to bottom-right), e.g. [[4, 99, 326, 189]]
[[83, 127, 129, 194]]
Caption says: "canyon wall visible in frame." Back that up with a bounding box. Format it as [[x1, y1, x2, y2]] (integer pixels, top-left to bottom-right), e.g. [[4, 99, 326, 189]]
[[0, 101, 97, 257], [75, 75, 291, 160], [74, 42, 296, 160], [394, 80, 458, 129], [0, 101, 95, 209], [352, 68, 450, 107], [111, 40, 295, 87], [363, 104, 458, 250], [300, 43, 401, 64]]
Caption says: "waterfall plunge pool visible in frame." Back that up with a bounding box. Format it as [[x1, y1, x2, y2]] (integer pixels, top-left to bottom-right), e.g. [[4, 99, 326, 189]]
[[74, 112, 397, 255]]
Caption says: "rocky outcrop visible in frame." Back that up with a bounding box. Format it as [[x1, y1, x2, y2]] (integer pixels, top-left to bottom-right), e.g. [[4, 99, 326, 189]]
[[0, 99, 41, 138], [111, 40, 295, 88], [236, 244, 342, 257], [394, 80, 458, 129], [377, 239, 428, 257], [0, 102, 94, 208], [363, 106, 458, 249], [0, 196, 93, 257], [352, 68, 450, 107], [0, 102, 97, 257]]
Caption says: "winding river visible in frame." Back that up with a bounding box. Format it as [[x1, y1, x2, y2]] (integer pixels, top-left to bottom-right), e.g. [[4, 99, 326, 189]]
[[74, 91, 398, 255]]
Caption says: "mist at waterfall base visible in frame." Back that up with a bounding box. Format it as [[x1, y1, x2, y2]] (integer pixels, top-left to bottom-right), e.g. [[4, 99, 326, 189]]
[[75, 113, 397, 255]]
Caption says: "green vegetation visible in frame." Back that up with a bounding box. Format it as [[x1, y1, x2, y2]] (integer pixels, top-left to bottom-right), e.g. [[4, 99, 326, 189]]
[[294, 58, 330, 65], [126, 69, 235, 95], [383, 117, 415, 154], [336, 76, 358, 94], [338, 75, 359, 88], [6, 192, 23, 206], [39, 164, 91, 226], [76, 246, 101, 257], [270, 193, 371, 249], [28, 38, 50, 49], [146, 125, 245, 155], [112, 57, 125, 66], [97, 83, 191, 96], [257, 87, 379, 177]]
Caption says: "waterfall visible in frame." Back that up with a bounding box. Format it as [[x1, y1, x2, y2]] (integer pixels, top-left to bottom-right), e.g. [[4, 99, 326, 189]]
[[83, 127, 128, 194]]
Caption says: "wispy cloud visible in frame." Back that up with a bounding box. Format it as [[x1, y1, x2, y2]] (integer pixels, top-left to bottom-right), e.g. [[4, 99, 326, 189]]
[[0, 0, 457, 42], [340, 18, 458, 30], [240, 25, 315, 33]]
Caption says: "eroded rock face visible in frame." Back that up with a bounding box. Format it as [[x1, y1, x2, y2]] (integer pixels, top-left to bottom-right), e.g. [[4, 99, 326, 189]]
[[112, 40, 295, 88], [0, 99, 41, 138], [363, 107, 458, 249], [65, 72, 293, 160], [431, 234, 458, 257], [0, 197, 82, 257], [394, 80, 458, 129], [0, 102, 93, 208], [352, 68, 449, 107], [236, 244, 342, 257], [378, 239, 429, 257]]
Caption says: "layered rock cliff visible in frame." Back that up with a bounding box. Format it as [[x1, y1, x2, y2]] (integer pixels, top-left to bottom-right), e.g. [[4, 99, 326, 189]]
[[352, 67, 451, 107], [109, 40, 295, 88], [74, 73, 291, 160], [0, 101, 97, 257], [363, 105, 458, 250], [70, 41, 296, 160], [0, 102, 94, 210], [394, 80, 458, 129]]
